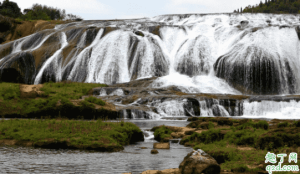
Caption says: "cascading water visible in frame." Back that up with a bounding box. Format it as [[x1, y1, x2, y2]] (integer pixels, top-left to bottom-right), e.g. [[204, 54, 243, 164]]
[[1, 13, 300, 119]]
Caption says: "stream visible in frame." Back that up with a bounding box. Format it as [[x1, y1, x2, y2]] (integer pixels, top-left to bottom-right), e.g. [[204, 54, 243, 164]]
[[0, 120, 193, 174]]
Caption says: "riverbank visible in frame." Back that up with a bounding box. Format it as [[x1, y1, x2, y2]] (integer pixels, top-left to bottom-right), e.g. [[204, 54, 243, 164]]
[[0, 81, 120, 119], [146, 117, 300, 174], [0, 118, 144, 152]]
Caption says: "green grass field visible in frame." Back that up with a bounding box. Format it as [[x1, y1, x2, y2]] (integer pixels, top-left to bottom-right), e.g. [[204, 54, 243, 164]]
[[0, 118, 143, 152], [0, 81, 109, 118]]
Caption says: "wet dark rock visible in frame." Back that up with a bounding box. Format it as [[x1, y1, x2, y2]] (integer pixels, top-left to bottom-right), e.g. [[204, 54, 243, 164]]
[[279, 25, 290, 29], [296, 26, 300, 40], [133, 30, 144, 37], [0, 52, 36, 84], [151, 149, 159, 154], [212, 105, 222, 116], [85, 27, 99, 46], [240, 20, 249, 27], [184, 98, 200, 116]]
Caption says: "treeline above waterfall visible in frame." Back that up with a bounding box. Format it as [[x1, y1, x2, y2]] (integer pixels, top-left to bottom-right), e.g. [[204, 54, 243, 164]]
[[0, 0, 82, 21], [240, 0, 300, 14]]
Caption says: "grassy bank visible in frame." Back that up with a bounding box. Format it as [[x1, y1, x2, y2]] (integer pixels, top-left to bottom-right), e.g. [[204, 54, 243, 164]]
[[0, 118, 144, 152], [0, 81, 119, 119], [152, 117, 300, 173]]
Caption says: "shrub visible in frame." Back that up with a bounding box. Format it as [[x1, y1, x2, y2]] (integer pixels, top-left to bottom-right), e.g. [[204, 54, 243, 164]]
[[254, 120, 269, 130], [153, 125, 172, 142], [293, 120, 300, 127], [208, 121, 215, 129], [181, 128, 222, 145], [217, 118, 233, 126], [236, 120, 268, 130], [79, 100, 95, 109], [225, 129, 258, 146], [0, 0, 21, 18], [1, 87, 19, 100], [277, 121, 289, 128], [84, 96, 105, 106]]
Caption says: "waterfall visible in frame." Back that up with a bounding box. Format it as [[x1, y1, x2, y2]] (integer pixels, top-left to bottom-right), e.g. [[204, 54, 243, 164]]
[[243, 100, 300, 119], [1, 13, 300, 119], [34, 32, 68, 84]]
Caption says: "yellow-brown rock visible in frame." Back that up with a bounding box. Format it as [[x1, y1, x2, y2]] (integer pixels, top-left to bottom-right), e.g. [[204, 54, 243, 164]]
[[140, 170, 159, 174], [19, 84, 44, 99], [153, 142, 170, 149]]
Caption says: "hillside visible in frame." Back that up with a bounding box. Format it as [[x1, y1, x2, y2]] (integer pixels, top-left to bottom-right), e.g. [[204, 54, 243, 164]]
[[239, 0, 300, 14], [0, 15, 70, 44]]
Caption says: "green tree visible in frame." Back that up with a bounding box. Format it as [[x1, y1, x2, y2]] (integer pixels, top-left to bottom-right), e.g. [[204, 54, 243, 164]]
[[0, 0, 21, 18]]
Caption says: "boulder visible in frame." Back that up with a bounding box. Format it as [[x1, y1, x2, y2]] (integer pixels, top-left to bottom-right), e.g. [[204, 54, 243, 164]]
[[240, 20, 249, 27], [19, 84, 45, 98], [151, 149, 159, 154], [153, 142, 170, 149], [133, 30, 144, 37], [179, 149, 221, 174]]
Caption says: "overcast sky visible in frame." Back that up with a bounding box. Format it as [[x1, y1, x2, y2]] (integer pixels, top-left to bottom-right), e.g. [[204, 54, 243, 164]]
[[12, 0, 263, 20]]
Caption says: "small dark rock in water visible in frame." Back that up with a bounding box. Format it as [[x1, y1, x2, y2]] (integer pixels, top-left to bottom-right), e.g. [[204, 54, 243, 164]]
[[134, 30, 144, 37], [295, 26, 300, 40], [151, 149, 158, 154], [140, 147, 147, 149], [240, 20, 249, 27]]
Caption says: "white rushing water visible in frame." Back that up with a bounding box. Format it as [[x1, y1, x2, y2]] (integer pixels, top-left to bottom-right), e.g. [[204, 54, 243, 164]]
[[242, 100, 300, 120], [34, 32, 68, 84], [5, 13, 291, 94]]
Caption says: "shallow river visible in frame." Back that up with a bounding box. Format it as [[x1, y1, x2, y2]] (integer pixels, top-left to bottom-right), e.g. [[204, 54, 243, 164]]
[[0, 120, 193, 174]]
